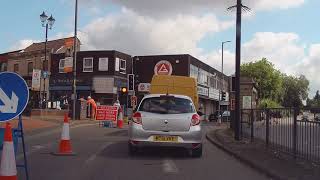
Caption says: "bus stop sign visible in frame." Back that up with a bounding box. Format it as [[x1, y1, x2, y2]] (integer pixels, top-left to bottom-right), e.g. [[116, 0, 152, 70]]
[[0, 72, 29, 122]]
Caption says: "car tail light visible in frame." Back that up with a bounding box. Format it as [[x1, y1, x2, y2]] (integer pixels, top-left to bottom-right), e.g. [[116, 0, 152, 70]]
[[191, 114, 200, 126], [132, 112, 142, 124]]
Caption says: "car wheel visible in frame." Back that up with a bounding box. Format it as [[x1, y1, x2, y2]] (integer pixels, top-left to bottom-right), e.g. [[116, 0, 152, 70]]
[[128, 142, 138, 156], [191, 145, 203, 158]]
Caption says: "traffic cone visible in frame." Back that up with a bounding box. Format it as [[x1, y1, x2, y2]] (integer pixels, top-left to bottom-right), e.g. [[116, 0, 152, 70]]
[[52, 113, 75, 156], [0, 122, 17, 180], [117, 107, 123, 129]]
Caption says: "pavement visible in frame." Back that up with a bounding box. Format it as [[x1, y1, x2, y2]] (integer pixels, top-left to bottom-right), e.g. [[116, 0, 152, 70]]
[[7, 121, 270, 180], [206, 127, 320, 180]]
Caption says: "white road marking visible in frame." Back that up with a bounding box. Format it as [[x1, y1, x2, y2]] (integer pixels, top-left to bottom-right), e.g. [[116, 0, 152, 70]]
[[162, 159, 179, 174], [84, 142, 113, 165], [16, 142, 53, 160]]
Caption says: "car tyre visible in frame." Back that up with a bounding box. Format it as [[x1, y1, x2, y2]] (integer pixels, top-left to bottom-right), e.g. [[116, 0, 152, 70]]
[[128, 142, 138, 156], [191, 145, 203, 158]]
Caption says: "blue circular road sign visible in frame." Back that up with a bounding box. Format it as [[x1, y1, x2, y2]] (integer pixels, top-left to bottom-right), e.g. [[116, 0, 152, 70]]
[[0, 72, 29, 122]]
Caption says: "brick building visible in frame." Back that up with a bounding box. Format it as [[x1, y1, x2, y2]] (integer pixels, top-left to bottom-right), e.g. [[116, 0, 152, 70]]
[[49, 50, 132, 107], [133, 54, 230, 118], [6, 37, 80, 108]]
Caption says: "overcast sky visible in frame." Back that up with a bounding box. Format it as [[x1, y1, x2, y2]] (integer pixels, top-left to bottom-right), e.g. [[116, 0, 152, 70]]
[[1, 0, 319, 97]]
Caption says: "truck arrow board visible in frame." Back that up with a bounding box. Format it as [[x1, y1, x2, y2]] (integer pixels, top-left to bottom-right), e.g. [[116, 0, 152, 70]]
[[0, 72, 29, 122]]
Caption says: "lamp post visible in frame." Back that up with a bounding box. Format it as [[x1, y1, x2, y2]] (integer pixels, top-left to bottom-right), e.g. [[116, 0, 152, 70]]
[[218, 41, 231, 113], [40, 11, 55, 109], [222, 41, 231, 75], [72, 0, 78, 121]]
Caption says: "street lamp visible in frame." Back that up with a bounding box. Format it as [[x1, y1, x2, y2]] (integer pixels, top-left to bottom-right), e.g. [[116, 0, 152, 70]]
[[220, 40, 231, 122], [40, 11, 55, 109], [219, 41, 231, 111], [222, 41, 231, 74]]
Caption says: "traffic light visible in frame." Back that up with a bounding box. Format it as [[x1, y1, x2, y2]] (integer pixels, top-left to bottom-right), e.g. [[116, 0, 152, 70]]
[[221, 91, 226, 101], [120, 87, 128, 94], [128, 74, 134, 91]]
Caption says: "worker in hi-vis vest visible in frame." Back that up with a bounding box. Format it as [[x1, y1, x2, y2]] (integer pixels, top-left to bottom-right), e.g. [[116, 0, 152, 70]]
[[87, 96, 97, 119]]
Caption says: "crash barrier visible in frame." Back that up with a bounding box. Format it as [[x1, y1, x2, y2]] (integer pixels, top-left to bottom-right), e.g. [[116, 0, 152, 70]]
[[52, 113, 75, 156], [0, 116, 29, 180], [96, 105, 119, 128], [240, 108, 320, 164]]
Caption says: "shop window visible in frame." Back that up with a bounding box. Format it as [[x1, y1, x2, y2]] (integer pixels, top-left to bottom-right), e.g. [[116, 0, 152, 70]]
[[59, 59, 65, 73], [83, 57, 93, 72]]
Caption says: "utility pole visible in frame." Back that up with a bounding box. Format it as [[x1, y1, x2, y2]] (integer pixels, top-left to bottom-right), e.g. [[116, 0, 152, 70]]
[[72, 0, 78, 121], [228, 0, 250, 141]]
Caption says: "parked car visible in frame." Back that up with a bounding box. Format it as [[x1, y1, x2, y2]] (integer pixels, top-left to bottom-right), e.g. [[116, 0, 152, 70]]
[[222, 111, 230, 117], [209, 110, 230, 121], [209, 111, 222, 121], [315, 114, 320, 122], [302, 114, 309, 121], [128, 94, 203, 157]]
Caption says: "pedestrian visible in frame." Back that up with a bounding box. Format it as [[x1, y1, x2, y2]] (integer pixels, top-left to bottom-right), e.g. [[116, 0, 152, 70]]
[[87, 96, 97, 119]]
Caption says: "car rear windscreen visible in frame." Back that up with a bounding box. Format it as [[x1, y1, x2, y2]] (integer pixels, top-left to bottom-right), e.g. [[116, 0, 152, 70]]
[[138, 96, 195, 114]]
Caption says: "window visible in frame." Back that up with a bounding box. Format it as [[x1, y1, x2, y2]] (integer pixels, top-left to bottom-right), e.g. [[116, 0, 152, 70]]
[[59, 59, 65, 73], [27, 62, 33, 75], [139, 96, 195, 114], [198, 69, 209, 86], [98, 58, 108, 71], [14, 64, 19, 73], [120, 59, 126, 70], [190, 64, 198, 79], [0, 63, 7, 72], [83, 57, 93, 72], [115, 58, 120, 71]]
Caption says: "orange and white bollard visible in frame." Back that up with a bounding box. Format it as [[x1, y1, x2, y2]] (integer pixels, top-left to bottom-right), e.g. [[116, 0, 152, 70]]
[[52, 113, 75, 156], [117, 107, 124, 129], [0, 122, 18, 180]]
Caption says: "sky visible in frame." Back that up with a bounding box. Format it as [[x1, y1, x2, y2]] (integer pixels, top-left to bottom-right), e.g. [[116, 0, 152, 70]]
[[1, 0, 320, 98]]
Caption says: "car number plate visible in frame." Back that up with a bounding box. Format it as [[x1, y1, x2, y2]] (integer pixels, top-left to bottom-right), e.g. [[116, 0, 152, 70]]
[[153, 135, 178, 142]]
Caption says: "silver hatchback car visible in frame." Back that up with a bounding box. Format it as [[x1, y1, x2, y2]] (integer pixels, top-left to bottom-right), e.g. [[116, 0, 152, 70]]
[[128, 94, 203, 157]]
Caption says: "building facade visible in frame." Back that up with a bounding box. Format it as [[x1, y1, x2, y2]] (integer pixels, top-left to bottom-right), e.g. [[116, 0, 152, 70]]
[[229, 76, 259, 110], [50, 50, 133, 107], [133, 54, 230, 118], [6, 37, 80, 108]]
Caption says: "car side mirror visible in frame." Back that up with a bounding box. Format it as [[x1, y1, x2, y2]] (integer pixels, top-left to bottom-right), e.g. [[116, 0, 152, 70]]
[[197, 111, 204, 116]]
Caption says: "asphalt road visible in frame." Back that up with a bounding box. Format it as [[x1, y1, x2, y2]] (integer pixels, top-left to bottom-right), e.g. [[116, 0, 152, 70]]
[[14, 122, 269, 180]]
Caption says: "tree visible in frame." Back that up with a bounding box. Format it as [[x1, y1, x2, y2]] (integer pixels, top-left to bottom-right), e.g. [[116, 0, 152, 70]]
[[241, 58, 283, 101], [281, 75, 309, 107], [308, 90, 320, 108]]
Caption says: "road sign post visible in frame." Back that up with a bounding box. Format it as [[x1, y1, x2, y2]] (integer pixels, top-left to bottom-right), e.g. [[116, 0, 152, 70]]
[[131, 95, 137, 110], [0, 72, 29, 121], [0, 72, 30, 180]]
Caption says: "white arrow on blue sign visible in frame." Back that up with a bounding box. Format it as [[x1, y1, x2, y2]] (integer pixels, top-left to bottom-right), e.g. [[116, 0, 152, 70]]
[[0, 72, 29, 122]]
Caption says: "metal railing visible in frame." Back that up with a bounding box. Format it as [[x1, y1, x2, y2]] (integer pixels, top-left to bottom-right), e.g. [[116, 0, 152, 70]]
[[240, 108, 320, 164]]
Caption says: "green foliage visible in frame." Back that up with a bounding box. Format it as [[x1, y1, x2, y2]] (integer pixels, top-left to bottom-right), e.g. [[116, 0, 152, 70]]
[[241, 58, 310, 108], [307, 90, 320, 108], [281, 75, 309, 108], [259, 98, 282, 108], [241, 58, 283, 101]]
